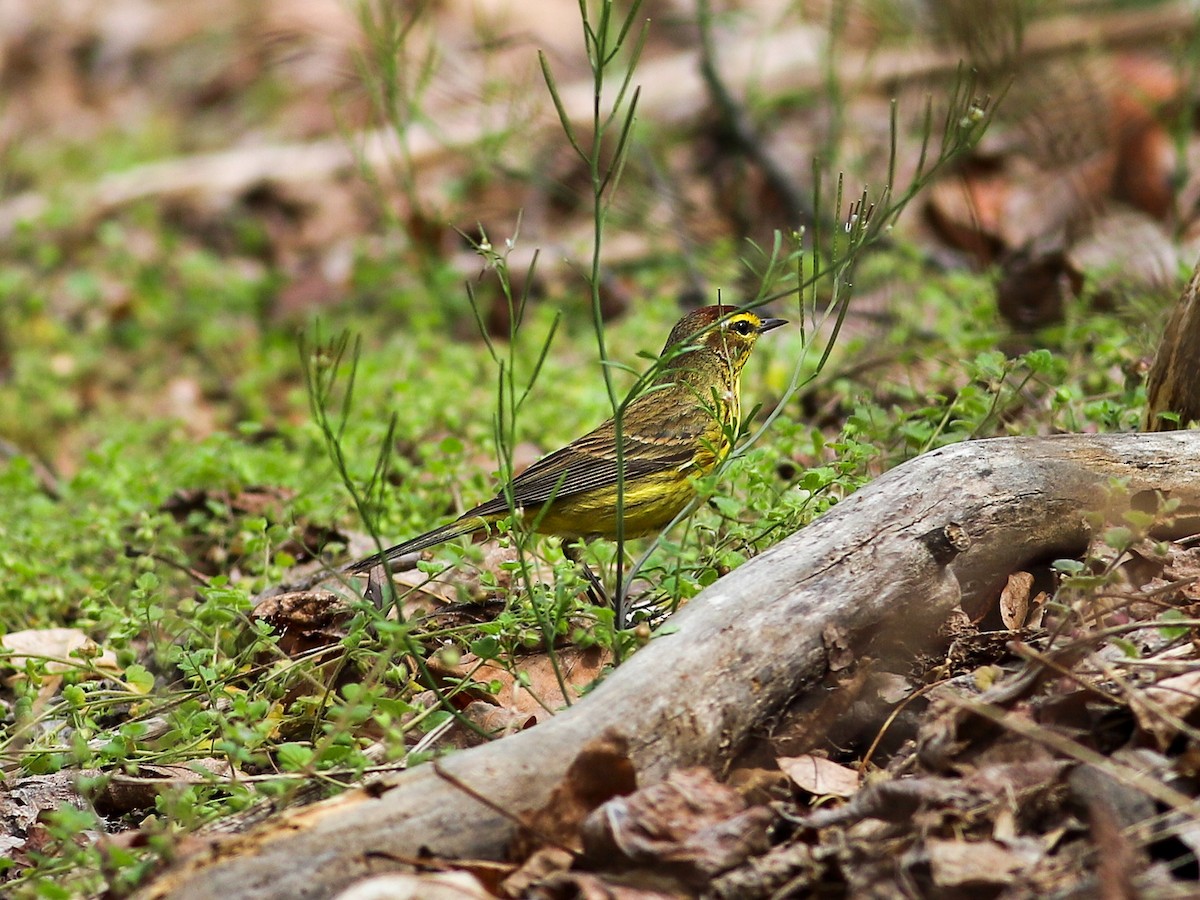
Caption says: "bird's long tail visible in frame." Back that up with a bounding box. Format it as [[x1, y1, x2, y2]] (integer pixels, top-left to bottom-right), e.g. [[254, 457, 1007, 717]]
[[345, 515, 492, 574]]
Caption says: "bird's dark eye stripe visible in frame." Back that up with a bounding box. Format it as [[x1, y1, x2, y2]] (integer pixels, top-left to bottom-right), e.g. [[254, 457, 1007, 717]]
[[730, 319, 753, 335]]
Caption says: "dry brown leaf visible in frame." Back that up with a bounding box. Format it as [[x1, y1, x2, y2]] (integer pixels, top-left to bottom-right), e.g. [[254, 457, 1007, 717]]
[[804, 775, 965, 829], [822, 623, 854, 672], [427, 645, 610, 731], [94, 759, 236, 815], [871, 672, 916, 705], [1115, 541, 1174, 593], [777, 754, 861, 798], [0, 771, 95, 863], [579, 768, 774, 887], [1109, 55, 1180, 220], [1000, 572, 1034, 630], [925, 163, 1012, 259], [1164, 545, 1200, 588], [1026, 592, 1048, 629], [2, 627, 120, 677], [161, 485, 296, 520], [501, 846, 574, 898], [995, 248, 1081, 332], [1130, 667, 1200, 751], [456, 700, 537, 746], [926, 838, 1033, 888], [510, 730, 637, 863], [1066, 208, 1180, 304], [474, 645, 611, 716], [251, 590, 352, 657]]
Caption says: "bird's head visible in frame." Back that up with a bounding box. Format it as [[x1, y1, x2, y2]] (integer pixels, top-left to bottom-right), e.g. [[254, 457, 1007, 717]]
[[659, 305, 787, 377]]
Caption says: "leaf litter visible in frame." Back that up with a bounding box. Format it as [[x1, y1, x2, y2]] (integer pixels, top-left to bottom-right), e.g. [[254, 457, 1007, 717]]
[[4, 0, 1200, 895], [303, 526, 1200, 898]]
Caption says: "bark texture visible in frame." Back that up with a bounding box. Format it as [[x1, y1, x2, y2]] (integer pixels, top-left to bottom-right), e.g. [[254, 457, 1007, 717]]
[[1145, 256, 1200, 430], [141, 432, 1200, 900]]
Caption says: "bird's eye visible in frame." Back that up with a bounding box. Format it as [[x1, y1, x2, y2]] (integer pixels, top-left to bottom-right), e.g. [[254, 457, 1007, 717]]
[[730, 319, 754, 336]]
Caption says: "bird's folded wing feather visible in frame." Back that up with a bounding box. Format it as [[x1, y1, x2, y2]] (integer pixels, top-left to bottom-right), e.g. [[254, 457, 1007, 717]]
[[465, 404, 710, 519]]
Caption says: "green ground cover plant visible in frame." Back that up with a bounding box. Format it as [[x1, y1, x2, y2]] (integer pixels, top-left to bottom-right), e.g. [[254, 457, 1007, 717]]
[[0, 1, 1186, 895]]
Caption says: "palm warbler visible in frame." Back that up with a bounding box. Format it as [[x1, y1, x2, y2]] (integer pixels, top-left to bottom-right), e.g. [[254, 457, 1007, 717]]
[[348, 305, 785, 575]]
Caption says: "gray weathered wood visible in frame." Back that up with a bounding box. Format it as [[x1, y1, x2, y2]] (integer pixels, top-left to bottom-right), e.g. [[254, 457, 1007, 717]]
[[141, 432, 1200, 900], [1146, 256, 1200, 430]]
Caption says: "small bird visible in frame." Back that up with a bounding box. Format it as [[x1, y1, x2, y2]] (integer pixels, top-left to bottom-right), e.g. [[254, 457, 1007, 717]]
[[348, 305, 786, 578]]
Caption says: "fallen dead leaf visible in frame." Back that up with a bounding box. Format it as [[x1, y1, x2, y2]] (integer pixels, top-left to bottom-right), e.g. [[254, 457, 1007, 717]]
[[93, 759, 236, 815], [822, 623, 854, 672], [251, 590, 352, 658], [1027, 592, 1048, 629], [871, 672, 915, 705], [432, 645, 611, 717], [1130, 667, 1200, 751], [777, 754, 861, 798], [1066, 207, 1181, 306], [1000, 572, 1034, 630], [579, 767, 775, 887], [995, 248, 1079, 331], [804, 775, 965, 829], [926, 838, 1032, 888], [510, 730, 637, 863], [2, 627, 120, 677], [501, 846, 575, 898], [0, 771, 96, 866], [457, 700, 537, 745]]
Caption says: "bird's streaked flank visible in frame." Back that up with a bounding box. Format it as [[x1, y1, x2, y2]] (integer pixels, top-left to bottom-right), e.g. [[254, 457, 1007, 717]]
[[348, 305, 786, 578]]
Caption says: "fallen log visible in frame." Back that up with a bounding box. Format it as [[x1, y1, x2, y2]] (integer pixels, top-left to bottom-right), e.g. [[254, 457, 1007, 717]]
[[140, 432, 1200, 900], [1146, 256, 1200, 430]]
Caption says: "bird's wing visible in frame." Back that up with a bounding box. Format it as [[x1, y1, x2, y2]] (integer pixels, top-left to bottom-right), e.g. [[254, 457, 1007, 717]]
[[464, 394, 713, 519]]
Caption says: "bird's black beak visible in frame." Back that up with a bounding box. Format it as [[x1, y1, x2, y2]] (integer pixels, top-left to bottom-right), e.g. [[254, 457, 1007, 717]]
[[759, 317, 787, 334]]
